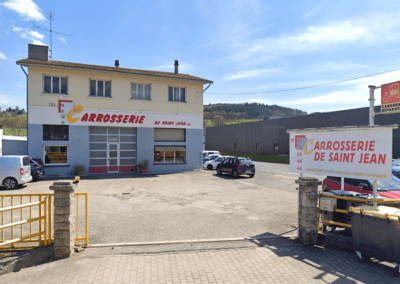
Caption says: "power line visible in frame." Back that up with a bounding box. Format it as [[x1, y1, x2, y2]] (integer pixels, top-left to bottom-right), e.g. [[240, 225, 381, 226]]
[[205, 67, 400, 95]]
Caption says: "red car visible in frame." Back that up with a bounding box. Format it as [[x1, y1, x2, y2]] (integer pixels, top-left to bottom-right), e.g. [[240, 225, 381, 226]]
[[323, 176, 400, 199]]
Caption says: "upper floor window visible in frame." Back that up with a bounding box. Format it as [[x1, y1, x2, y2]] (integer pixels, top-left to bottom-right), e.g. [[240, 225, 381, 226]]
[[131, 83, 150, 100], [90, 80, 111, 97], [44, 76, 68, 94], [168, 87, 185, 102], [43, 125, 69, 141]]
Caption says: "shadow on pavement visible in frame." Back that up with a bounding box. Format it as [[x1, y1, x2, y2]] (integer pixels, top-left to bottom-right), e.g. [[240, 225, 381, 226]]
[[249, 231, 397, 283]]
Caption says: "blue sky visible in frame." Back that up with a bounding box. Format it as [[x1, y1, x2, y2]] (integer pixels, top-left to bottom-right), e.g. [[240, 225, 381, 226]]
[[1, 0, 400, 114]]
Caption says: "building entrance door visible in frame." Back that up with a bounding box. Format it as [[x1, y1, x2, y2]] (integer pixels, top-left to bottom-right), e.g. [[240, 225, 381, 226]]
[[108, 143, 119, 173]]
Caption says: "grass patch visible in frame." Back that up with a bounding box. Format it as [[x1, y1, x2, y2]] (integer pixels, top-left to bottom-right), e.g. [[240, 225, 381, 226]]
[[225, 119, 260, 125], [204, 118, 261, 127], [221, 152, 289, 164], [2, 127, 27, 136]]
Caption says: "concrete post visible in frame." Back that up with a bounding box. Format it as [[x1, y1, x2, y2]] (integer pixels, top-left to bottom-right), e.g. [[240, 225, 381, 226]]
[[295, 177, 321, 245], [50, 181, 75, 258]]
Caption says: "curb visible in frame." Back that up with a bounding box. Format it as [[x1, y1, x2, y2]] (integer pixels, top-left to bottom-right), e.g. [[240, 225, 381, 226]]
[[0, 245, 54, 276], [87, 235, 298, 248]]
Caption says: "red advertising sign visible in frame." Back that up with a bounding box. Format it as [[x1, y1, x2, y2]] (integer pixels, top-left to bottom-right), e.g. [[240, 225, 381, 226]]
[[381, 81, 400, 113]]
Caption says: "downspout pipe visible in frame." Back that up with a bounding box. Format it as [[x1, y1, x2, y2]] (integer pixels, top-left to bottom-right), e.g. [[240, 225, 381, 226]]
[[203, 83, 212, 92], [20, 65, 28, 156]]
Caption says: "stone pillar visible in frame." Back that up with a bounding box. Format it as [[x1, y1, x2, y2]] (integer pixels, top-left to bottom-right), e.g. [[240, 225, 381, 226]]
[[295, 177, 321, 245], [50, 182, 75, 258]]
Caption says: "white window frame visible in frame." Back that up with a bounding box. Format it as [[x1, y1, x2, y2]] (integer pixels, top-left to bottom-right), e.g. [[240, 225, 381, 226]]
[[43, 145, 69, 166], [168, 86, 186, 102], [131, 83, 151, 100], [89, 79, 112, 98], [154, 146, 186, 164], [43, 75, 68, 95]]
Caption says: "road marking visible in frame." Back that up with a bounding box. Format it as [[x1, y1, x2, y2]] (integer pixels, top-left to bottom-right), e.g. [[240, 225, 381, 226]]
[[177, 174, 190, 180]]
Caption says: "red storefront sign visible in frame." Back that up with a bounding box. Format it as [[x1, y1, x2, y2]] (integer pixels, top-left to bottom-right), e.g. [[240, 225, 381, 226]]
[[381, 81, 400, 113]]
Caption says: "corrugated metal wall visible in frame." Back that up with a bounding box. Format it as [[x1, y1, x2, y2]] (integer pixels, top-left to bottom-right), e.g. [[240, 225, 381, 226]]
[[206, 106, 400, 158]]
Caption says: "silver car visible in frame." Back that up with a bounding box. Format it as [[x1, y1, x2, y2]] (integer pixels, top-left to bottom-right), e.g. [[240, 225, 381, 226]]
[[0, 156, 33, 190]]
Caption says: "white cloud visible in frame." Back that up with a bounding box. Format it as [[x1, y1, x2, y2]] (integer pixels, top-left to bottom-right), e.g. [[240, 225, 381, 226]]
[[26, 30, 44, 40], [0, 52, 7, 60], [224, 68, 281, 81], [32, 39, 45, 45], [12, 26, 23, 33], [12, 26, 46, 45], [313, 61, 368, 71], [58, 37, 66, 43], [1, 0, 46, 21], [230, 13, 400, 64], [150, 62, 193, 73], [15, 84, 24, 87], [277, 90, 364, 106]]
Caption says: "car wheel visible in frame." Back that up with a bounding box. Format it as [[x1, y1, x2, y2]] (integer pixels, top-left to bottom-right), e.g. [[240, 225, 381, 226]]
[[232, 170, 239, 178], [217, 168, 222, 175], [355, 250, 369, 263], [249, 174, 255, 178], [394, 265, 400, 277], [207, 164, 213, 170], [3, 178, 17, 190]]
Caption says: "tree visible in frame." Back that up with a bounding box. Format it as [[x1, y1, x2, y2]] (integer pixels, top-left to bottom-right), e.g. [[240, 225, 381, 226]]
[[212, 115, 225, 126]]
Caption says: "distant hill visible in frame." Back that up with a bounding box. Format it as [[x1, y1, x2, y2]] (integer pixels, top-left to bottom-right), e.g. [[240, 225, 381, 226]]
[[204, 103, 307, 126]]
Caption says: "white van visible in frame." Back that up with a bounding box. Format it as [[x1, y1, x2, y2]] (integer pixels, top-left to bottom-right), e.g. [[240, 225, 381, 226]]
[[0, 156, 32, 190]]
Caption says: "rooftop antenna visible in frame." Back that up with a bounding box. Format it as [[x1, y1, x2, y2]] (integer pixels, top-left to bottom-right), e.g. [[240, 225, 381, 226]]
[[33, 11, 73, 59]]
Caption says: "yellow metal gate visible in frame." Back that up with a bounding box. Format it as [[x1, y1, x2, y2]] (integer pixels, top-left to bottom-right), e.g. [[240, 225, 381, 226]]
[[0, 193, 88, 249]]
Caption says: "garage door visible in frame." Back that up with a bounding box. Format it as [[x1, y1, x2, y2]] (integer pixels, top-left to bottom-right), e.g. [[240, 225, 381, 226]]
[[89, 127, 137, 174]]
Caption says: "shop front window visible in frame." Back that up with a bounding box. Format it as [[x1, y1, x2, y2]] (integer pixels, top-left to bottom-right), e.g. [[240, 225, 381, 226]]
[[44, 146, 68, 165], [154, 146, 185, 163]]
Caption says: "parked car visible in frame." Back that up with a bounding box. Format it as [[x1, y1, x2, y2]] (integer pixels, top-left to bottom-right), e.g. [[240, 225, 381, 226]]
[[203, 150, 220, 159], [323, 175, 400, 199], [203, 155, 232, 170], [30, 158, 45, 181], [204, 154, 221, 162], [0, 155, 32, 190], [216, 157, 255, 178]]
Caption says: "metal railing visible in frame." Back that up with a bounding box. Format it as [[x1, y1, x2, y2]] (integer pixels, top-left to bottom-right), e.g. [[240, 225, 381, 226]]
[[74, 193, 88, 246], [0, 194, 52, 249], [0, 192, 88, 249], [318, 193, 400, 233]]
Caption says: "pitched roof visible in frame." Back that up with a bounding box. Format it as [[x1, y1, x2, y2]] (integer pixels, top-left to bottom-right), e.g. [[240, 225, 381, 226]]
[[16, 59, 213, 84]]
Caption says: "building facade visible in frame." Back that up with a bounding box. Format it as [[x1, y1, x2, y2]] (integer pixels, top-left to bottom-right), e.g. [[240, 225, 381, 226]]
[[206, 106, 400, 159], [17, 44, 212, 177]]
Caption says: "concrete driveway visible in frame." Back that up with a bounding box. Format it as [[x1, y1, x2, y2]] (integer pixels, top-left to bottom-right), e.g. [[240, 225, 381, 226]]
[[3, 162, 320, 244]]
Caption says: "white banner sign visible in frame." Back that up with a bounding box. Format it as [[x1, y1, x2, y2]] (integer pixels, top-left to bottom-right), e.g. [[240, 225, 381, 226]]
[[28, 106, 203, 129], [289, 128, 393, 182]]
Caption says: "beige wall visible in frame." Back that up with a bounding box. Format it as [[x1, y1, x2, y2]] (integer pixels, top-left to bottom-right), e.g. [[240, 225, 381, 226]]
[[28, 66, 205, 115]]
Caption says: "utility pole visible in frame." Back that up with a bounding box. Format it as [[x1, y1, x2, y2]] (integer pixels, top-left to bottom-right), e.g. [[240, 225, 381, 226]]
[[368, 85, 380, 207]]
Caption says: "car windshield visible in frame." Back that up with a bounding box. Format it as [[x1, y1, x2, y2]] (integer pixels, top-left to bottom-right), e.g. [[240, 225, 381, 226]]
[[393, 159, 400, 166], [239, 158, 252, 165], [393, 170, 400, 179], [376, 175, 400, 191]]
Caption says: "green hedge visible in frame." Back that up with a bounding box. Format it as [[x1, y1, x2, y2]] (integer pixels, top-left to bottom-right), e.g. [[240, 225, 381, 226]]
[[221, 152, 289, 164]]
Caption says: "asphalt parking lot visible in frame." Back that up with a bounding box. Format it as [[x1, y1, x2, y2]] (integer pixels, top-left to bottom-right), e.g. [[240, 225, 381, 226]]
[[3, 162, 320, 244]]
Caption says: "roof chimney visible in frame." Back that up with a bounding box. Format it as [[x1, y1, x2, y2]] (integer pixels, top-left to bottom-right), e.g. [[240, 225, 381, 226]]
[[174, 60, 179, 75], [28, 44, 49, 61], [115, 60, 119, 67]]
